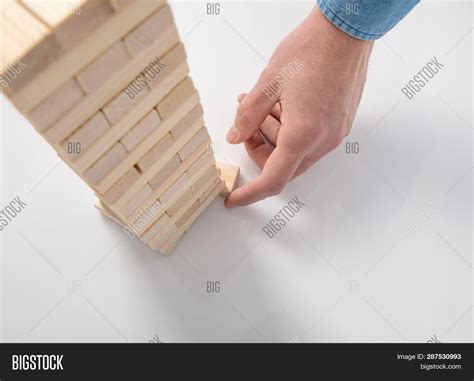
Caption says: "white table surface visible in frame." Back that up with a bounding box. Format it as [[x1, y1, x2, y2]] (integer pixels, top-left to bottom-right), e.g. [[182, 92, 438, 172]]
[[1, 0, 472, 343]]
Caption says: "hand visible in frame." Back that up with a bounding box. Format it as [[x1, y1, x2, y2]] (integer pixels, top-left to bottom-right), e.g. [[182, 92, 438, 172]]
[[225, 6, 374, 208]]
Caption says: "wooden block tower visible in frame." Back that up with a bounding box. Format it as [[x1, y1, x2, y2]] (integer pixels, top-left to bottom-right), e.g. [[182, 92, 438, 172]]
[[0, 0, 238, 254]]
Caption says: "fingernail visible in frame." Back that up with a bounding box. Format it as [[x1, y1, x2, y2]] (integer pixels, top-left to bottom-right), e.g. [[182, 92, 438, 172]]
[[226, 126, 240, 144]]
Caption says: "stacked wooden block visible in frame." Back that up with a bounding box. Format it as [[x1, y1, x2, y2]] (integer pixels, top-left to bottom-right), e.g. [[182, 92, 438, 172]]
[[0, 0, 238, 254]]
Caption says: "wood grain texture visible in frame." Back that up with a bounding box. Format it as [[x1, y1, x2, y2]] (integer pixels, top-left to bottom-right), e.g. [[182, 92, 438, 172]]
[[136, 133, 174, 172], [148, 154, 181, 190], [156, 76, 195, 120], [121, 109, 161, 151], [58, 39, 185, 170], [102, 83, 149, 125], [28, 78, 84, 132], [54, 0, 115, 51], [102, 167, 140, 205], [76, 41, 131, 94], [84, 142, 127, 185], [121, 183, 153, 218], [124, 3, 174, 57], [178, 128, 210, 161], [61, 111, 110, 161], [11, 0, 166, 113]]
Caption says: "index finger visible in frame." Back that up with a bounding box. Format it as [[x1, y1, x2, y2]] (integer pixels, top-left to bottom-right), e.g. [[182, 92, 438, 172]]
[[225, 145, 303, 208]]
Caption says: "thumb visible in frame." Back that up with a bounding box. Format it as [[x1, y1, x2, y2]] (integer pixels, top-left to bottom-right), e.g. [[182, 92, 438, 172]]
[[227, 69, 279, 144]]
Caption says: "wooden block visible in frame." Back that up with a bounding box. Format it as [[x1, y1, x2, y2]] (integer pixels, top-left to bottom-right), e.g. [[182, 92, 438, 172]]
[[76, 41, 131, 94], [175, 200, 200, 228], [148, 154, 181, 190], [121, 184, 153, 219], [1, 34, 64, 97], [0, 1, 48, 72], [28, 79, 84, 132], [21, 0, 84, 28], [187, 150, 214, 176], [159, 181, 224, 254], [54, 0, 115, 51], [102, 167, 140, 204], [110, 0, 134, 12], [142, 213, 171, 242], [192, 165, 219, 195], [102, 82, 149, 124], [166, 187, 194, 217], [149, 223, 178, 252], [84, 142, 127, 184], [159, 173, 189, 206], [216, 162, 240, 196], [11, 0, 165, 113], [179, 128, 210, 161], [156, 77, 196, 120], [121, 109, 161, 151], [124, 3, 174, 57], [49, 37, 184, 158], [169, 104, 203, 141], [137, 133, 174, 172], [199, 177, 222, 203], [115, 115, 203, 214], [95, 199, 127, 226], [62, 112, 110, 160]]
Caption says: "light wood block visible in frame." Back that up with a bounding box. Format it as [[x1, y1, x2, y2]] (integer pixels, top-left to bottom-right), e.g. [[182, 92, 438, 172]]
[[54, 0, 115, 51], [11, 0, 166, 113], [103, 167, 140, 204], [148, 154, 181, 190], [188, 149, 214, 176], [142, 213, 171, 242], [192, 165, 219, 195], [121, 109, 161, 151], [0, 0, 48, 71], [62, 111, 110, 160], [21, 0, 85, 28], [156, 76, 195, 120], [95, 83, 197, 196], [1, 34, 64, 97], [128, 198, 162, 235], [216, 162, 240, 196], [159, 173, 189, 206], [137, 133, 173, 172], [199, 177, 222, 203], [179, 128, 210, 161], [159, 181, 224, 254], [95, 199, 126, 226], [121, 184, 153, 218], [112, 111, 202, 211], [84, 142, 127, 185], [119, 139, 208, 221], [166, 187, 194, 217], [149, 223, 178, 251], [110, 0, 134, 12], [169, 104, 203, 141], [76, 41, 131, 94], [28, 78, 84, 132], [175, 200, 200, 228], [124, 3, 174, 57], [103, 83, 149, 125], [61, 40, 186, 169]]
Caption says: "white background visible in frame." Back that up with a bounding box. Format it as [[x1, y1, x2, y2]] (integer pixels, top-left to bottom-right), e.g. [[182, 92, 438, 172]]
[[1, 1, 472, 343]]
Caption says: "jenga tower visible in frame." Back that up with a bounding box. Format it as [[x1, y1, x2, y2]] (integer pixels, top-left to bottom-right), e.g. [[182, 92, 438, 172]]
[[0, 0, 238, 254]]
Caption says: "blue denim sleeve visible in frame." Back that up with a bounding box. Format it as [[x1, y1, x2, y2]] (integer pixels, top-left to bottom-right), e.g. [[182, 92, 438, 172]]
[[317, 0, 419, 40]]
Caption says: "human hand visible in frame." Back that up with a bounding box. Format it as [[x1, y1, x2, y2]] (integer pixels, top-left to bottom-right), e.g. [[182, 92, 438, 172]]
[[225, 6, 374, 208]]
